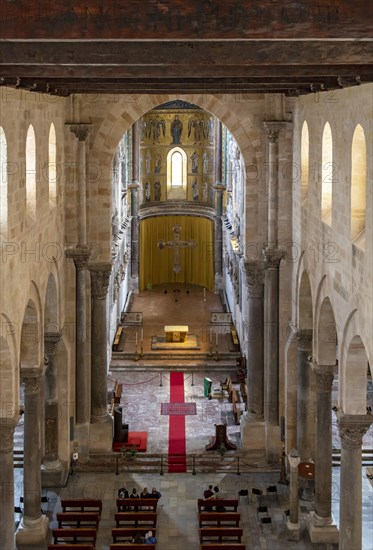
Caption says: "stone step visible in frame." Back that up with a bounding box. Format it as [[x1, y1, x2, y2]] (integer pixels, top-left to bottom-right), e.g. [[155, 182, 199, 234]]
[[14, 449, 24, 468], [332, 448, 373, 466]]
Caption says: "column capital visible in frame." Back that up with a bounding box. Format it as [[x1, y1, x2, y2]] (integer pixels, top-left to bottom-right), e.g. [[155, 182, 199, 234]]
[[262, 245, 284, 268], [244, 260, 264, 297], [21, 368, 43, 393], [68, 123, 92, 141], [337, 413, 372, 449], [89, 263, 112, 299], [296, 329, 313, 351], [44, 331, 62, 357], [0, 419, 17, 454], [311, 363, 335, 393], [263, 121, 287, 142], [65, 245, 91, 269]]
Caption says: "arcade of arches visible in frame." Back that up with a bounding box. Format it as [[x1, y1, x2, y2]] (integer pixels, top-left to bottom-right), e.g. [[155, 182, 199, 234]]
[[0, 86, 372, 548]]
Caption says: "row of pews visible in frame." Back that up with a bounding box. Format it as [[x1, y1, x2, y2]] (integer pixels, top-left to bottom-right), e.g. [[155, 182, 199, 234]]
[[48, 499, 102, 549], [111, 497, 158, 549], [197, 498, 245, 549]]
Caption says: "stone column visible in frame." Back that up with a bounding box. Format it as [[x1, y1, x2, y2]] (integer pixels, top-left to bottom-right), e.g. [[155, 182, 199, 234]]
[[262, 121, 285, 462], [287, 448, 301, 541], [16, 370, 48, 546], [89, 263, 113, 451], [214, 184, 224, 289], [296, 330, 313, 460], [0, 419, 17, 550], [245, 261, 264, 419], [43, 332, 63, 470], [338, 413, 372, 550], [308, 365, 338, 543], [130, 121, 140, 288]]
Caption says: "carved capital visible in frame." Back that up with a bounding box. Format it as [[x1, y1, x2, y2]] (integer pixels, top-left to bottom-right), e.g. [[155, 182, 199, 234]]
[[263, 121, 286, 143], [296, 329, 313, 352], [262, 245, 284, 268], [69, 123, 91, 141], [22, 372, 42, 394], [65, 245, 91, 269], [89, 263, 112, 299], [314, 368, 334, 393], [44, 332, 62, 358], [244, 261, 264, 297], [337, 413, 372, 449], [0, 420, 16, 454]]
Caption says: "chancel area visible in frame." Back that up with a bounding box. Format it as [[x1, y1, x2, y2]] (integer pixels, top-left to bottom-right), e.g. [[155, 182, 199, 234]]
[[0, 2, 372, 549]]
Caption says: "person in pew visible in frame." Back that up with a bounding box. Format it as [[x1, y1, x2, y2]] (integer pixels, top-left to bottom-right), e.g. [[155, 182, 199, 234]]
[[132, 533, 144, 543], [140, 487, 150, 498], [145, 530, 157, 544], [211, 485, 226, 511], [151, 487, 161, 499], [204, 484, 214, 499], [118, 486, 129, 499], [130, 488, 139, 498]]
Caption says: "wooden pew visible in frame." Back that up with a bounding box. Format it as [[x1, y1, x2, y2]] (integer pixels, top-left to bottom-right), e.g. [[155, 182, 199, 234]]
[[113, 326, 124, 351], [116, 498, 158, 512], [200, 545, 245, 550], [61, 499, 102, 515], [57, 512, 100, 528], [110, 545, 156, 550], [199, 527, 243, 543], [112, 527, 157, 542], [113, 381, 123, 403], [199, 512, 241, 527], [197, 499, 239, 512], [48, 546, 93, 550], [52, 528, 97, 545], [115, 511, 157, 528]]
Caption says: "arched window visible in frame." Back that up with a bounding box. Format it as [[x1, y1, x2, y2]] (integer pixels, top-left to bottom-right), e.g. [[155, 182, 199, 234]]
[[167, 146, 187, 199], [351, 124, 366, 248], [0, 126, 8, 236], [321, 122, 333, 225], [48, 123, 57, 205], [26, 124, 36, 221], [300, 121, 309, 202]]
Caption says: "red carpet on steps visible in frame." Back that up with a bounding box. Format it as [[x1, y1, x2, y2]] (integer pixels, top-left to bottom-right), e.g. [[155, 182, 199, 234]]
[[112, 432, 147, 452], [168, 372, 187, 473]]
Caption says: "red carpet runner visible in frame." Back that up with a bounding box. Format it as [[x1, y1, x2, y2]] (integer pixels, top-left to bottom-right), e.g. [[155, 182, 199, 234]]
[[168, 372, 187, 473]]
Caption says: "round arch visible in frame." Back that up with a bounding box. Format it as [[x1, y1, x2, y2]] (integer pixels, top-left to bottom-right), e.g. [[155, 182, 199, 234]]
[[87, 94, 262, 259]]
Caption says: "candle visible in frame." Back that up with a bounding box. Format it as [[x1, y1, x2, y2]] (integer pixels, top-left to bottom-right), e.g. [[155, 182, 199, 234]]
[[203, 288, 206, 299], [215, 331, 218, 346], [135, 332, 138, 345], [140, 328, 143, 341], [210, 328, 212, 342]]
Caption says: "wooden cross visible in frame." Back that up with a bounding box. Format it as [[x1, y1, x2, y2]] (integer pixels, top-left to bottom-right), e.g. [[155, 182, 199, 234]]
[[158, 224, 197, 273]]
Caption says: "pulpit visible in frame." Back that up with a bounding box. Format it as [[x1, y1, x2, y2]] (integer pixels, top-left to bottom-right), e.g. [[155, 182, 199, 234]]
[[164, 325, 188, 343]]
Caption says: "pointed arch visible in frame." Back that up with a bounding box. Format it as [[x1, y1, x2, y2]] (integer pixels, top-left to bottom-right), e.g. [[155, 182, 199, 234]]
[[0, 126, 8, 237], [25, 124, 36, 221], [351, 124, 366, 247], [321, 122, 333, 225], [300, 120, 309, 202], [48, 123, 57, 205]]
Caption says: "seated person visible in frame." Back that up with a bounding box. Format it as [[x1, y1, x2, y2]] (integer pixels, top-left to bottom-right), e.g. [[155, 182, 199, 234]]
[[132, 533, 144, 543], [140, 487, 150, 498], [145, 530, 157, 544], [212, 486, 225, 511], [204, 484, 214, 499], [118, 486, 129, 499], [151, 487, 161, 499], [129, 488, 139, 498]]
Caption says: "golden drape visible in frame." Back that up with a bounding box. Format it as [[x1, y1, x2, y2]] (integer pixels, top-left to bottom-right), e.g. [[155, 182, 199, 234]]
[[139, 216, 214, 290]]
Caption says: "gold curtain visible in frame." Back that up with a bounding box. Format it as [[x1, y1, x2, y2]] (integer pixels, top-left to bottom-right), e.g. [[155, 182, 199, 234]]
[[139, 216, 214, 290]]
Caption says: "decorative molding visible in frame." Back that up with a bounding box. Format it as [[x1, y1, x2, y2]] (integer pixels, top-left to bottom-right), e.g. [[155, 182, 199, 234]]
[[44, 332, 62, 357], [139, 200, 215, 221], [89, 263, 112, 299], [65, 245, 91, 269], [69, 123, 91, 141], [22, 375, 41, 394]]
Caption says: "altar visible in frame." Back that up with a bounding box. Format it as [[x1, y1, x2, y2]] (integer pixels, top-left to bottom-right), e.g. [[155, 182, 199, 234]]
[[164, 325, 188, 343]]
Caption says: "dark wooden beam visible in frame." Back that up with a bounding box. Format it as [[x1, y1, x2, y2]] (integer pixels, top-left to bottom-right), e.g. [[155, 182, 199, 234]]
[[0, 0, 371, 39]]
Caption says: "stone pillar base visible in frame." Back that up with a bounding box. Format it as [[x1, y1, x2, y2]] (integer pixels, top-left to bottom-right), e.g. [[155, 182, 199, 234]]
[[307, 511, 339, 544], [287, 519, 300, 541], [265, 423, 282, 464], [41, 462, 69, 488], [240, 413, 265, 452], [74, 422, 90, 462], [90, 415, 113, 452], [129, 277, 139, 293], [16, 514, 49, 546]]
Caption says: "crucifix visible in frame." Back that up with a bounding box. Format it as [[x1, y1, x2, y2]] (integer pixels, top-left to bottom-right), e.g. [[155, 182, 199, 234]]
[[158, 224, 197, 273]]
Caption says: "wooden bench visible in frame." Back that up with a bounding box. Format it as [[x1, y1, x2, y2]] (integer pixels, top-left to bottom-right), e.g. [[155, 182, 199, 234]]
[[57, 512, 100, 528], [110, 545, 156, 550], [48, 546, 93, 550], [198, 499, 239, 512], [52, 528, 97, 545], [240, 382, 248, 402], [61, 499, 102, 515], [115, 511, 157, 527], [200, 545, 245, 550], [113, 326, 124, 351], [232, 401, 241, 425], [116, 498, 158, 512], [112, 527, 157, 542], [199, 512, 241, 527], [199, 527, 243, 543]]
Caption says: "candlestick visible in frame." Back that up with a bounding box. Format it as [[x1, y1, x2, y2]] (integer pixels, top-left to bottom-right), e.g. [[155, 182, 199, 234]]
[[210, 328, 212, 342], [215, 331, 218, 346], [140, 328, 143, 341], [135, 332, 138, 345], [203, 287, 206, 301]]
